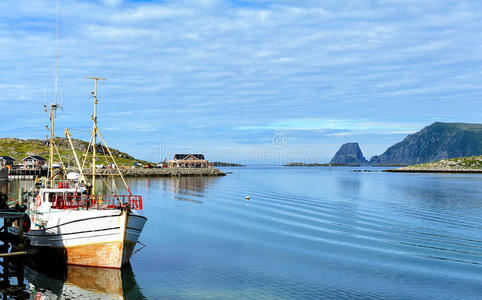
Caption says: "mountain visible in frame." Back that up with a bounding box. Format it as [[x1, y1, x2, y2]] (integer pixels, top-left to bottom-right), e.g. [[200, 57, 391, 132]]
[[370, 122, 482, 165], [330, 142, 368, 165], [0, 137, 150, 166]]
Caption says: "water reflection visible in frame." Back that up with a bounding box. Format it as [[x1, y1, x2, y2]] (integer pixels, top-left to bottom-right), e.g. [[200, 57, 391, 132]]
[[133, 176, 221, 205], [335, 174, 361, 200], [0, 180, 34, 202], [0, 257, 29, 299], [26, 262, 145, 299], [334, 174, 362, 235], [168, 177, 218, 197]]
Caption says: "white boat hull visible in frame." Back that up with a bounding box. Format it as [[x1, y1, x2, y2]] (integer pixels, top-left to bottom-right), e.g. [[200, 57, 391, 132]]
[[10, 209, 146, 269]]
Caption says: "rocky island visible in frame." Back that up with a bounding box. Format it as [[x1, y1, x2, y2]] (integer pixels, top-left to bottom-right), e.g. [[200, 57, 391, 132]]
[[330, 143, 368, 166]]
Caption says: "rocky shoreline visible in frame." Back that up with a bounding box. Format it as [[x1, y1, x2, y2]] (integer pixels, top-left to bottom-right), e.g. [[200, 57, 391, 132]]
[[386, 155, 482, 174], [95, 167, 226, 177], [386, 169, 482, 174]]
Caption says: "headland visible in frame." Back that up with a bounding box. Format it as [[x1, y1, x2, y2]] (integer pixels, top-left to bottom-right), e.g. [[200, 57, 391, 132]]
[[386, 155, 482, 174]]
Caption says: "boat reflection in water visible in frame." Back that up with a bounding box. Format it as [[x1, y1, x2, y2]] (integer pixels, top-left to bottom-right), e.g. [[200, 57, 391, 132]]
[[26, 262, 145, 299]]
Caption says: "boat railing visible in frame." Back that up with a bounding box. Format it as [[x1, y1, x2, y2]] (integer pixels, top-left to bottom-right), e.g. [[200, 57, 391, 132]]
[[51, 194, 143, 210]]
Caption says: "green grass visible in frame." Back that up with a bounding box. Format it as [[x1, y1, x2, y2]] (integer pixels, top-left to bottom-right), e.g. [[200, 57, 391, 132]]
[[0, 137, 152, 167], [407, 155, 482, 170]]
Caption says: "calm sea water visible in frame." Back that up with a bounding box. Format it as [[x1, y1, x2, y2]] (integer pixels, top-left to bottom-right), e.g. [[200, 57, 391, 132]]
[[2, 167, 482, 299]]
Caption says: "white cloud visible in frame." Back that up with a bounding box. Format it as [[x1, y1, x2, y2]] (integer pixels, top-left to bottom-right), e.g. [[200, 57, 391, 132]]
[[236, 118, 424, 134], [0, 0, 481, 161]]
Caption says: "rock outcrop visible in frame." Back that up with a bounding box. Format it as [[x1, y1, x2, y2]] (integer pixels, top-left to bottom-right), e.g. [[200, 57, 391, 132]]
[[370, 122, 482, 165], [330, 143, 368, 165]]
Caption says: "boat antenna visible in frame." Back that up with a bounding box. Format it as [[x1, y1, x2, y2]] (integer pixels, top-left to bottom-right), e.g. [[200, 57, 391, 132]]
[[44, 0, 63, 188], [54, 0, 59, 105]]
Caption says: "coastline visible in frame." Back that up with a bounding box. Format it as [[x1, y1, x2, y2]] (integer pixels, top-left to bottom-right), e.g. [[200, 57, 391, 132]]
[[95, 167, 226, 177], [385, 169, 482, 174], [385, 156, 482, 174]]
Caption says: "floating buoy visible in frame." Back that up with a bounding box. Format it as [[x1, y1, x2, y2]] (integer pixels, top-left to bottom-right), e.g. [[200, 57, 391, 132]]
[[245, 196, 250, 200]]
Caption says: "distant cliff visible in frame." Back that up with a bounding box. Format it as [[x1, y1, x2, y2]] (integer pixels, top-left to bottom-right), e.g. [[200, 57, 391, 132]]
[[370, 122, 482, 165], [330, 143, 368, 165]]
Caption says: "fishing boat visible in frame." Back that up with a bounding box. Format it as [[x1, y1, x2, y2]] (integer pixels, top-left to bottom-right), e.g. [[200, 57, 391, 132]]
[[8, 77, 147, 269]]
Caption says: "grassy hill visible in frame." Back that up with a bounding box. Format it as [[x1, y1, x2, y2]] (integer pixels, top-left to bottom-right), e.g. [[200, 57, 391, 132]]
[[0, 137, 151, 167], [396, 155, 482, 171]]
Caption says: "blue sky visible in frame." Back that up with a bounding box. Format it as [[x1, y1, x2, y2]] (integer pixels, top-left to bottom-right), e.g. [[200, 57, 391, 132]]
[[0, 0, 481, 164]]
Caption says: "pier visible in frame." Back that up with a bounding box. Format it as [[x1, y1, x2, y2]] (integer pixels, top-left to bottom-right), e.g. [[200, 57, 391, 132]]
[[98, 167, 226, 177], [0, 191, 28, 257], [8, 167, 47, 180], [0, 190, 29, 297]]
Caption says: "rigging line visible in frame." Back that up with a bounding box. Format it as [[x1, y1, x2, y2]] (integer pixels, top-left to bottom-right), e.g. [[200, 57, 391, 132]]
[[81, 132, 94, 171], [53, 140, 67, 176], [95, 127, 132, 195], [99, 174, 112, 191]]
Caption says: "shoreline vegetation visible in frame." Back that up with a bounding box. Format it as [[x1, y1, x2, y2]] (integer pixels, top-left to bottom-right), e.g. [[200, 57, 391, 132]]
[[387, 155, 482, 174]]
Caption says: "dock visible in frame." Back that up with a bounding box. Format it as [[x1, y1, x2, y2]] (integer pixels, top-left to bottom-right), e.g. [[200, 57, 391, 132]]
[[0, 191, 29, 297], [97, 167, 226, 177], [0, 194, 28, 257], [8, 167, 47, 180]]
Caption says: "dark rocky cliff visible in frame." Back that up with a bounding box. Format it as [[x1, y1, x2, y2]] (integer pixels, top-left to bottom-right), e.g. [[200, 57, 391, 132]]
[[330, 143, 368, 165], [370, 122, 482, 165]]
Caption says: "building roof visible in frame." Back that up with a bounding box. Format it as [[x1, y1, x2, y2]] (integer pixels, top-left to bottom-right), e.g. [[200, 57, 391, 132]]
[[0, 156, 15, 161], [23, 155, 46, 161], [174, 154, 205, 160]]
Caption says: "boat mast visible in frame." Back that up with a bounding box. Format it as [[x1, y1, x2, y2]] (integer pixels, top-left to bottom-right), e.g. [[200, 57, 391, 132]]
[[45, 103, 59, 188], [87, 76, 105, 196]]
